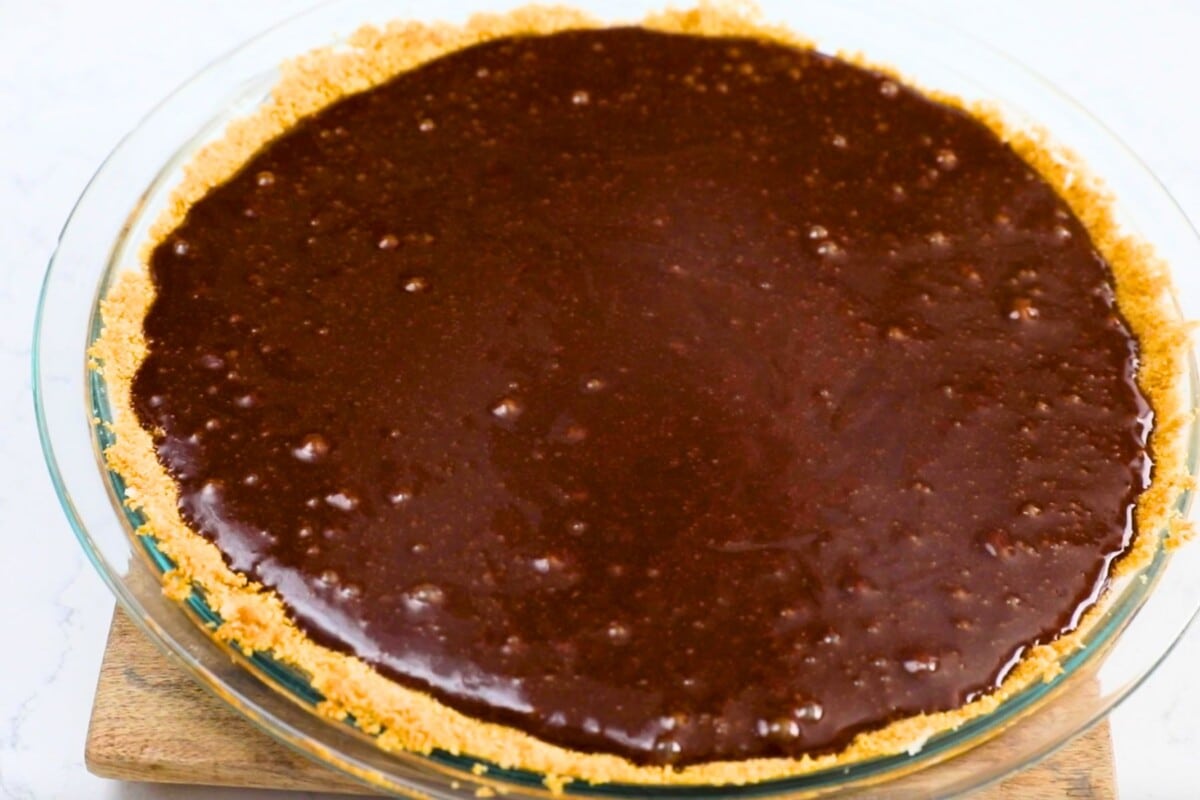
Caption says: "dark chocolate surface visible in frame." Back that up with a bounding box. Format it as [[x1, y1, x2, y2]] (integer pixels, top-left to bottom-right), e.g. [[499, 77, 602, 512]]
[[133, 28, 1150, 766]]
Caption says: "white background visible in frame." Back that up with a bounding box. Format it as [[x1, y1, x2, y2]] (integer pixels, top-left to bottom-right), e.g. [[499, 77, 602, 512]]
[[2, 1, 1198, 797]]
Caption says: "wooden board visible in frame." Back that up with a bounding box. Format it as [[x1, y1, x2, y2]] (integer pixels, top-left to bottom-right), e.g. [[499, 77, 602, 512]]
[[86, 609, 1118, 797]]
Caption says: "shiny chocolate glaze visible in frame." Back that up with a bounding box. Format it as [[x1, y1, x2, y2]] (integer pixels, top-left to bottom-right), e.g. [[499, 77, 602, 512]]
[[133, 28, 1149, 766]]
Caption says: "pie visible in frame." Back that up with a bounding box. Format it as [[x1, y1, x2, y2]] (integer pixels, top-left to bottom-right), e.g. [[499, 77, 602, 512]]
[[92, 4, 1192, 789]]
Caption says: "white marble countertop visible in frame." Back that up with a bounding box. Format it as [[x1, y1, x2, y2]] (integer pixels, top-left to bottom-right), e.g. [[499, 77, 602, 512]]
[[2, 1, 1198, 797]]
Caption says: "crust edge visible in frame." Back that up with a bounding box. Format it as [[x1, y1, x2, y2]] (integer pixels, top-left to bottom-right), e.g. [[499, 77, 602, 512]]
[[89, 3, 1194, 790]]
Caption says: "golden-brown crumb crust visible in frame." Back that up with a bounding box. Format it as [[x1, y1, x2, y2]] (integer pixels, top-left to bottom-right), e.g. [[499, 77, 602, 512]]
[[90, 2, 1194, 790]]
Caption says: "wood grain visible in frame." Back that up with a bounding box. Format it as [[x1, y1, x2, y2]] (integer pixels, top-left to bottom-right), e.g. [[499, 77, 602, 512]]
[[86, 609, 1117, 797]]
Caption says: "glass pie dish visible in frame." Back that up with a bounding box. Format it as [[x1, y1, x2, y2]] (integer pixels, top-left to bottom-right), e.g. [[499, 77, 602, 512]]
[[34, 0, 1200, 796]]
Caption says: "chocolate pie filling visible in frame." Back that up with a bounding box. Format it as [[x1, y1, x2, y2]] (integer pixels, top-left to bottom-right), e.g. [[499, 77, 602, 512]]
[[132, 28, 1150, 765]]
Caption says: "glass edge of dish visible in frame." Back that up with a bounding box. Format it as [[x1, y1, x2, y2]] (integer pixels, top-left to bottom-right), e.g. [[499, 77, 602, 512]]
[[34, 0, 1200, 797]]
